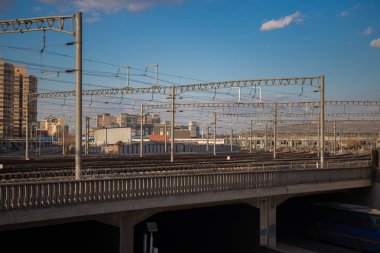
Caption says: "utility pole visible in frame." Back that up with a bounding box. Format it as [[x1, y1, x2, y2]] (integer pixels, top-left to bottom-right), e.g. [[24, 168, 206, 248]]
[[319, 75, 325, 168], [164, 121, 167, 153], [25, 94, 29, 160], [171, 85, 175, 162], [75, 12, 83, 180], [62, 123, 65, 156], [250, 119, 253, 154], [333, 120, 336, 155], [265, 123, 268, 152], [340, 123, 343, 154], [206, 123, 209, 152], [38, 127, 41, 155], [307, 123, 311, 150], [85, 116, 89, 155], [30, 123, 33, 155], [213, 112, 216, 155], [25, 96, 38, 160], [273, 102, 277, 159], [230, 128, 233, 152], [140, 105, 144, 158]]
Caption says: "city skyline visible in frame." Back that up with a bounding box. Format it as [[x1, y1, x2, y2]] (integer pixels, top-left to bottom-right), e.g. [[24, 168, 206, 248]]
[[1, 0, 380, 133]]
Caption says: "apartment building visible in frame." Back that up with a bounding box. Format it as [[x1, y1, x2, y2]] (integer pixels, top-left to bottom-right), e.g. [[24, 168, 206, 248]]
[[96, 113, 160, 128], [40, 115, 67, 137], [0, 59, 37, 138]]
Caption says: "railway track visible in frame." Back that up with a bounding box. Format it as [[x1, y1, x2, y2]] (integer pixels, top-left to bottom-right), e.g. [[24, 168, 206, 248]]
[[1, 152, 367, 170], [0, 153, 370, 183]]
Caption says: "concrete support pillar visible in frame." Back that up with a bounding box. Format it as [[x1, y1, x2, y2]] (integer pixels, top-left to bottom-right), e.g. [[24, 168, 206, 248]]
[[258, 198, 276, 247], [120, 217, 135, 253], [246, 196, 288, 249], [96, 211, 156, 253]]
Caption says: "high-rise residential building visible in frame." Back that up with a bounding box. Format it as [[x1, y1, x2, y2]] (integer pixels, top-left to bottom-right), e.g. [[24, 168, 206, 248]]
[[0, 59, 37, 138]]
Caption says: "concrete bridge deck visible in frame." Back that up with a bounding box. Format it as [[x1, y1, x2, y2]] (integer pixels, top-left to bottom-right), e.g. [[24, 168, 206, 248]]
[[0, 158, 375, 253]]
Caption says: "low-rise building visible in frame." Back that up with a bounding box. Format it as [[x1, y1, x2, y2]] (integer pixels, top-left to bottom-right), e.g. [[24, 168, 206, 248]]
[[40, 115, 68, 137], [94, 127, 132, 146], [152, 121, 201, 139]]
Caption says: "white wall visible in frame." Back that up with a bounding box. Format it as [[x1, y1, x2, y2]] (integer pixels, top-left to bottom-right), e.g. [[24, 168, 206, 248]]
[[94, 128, 131, 146]]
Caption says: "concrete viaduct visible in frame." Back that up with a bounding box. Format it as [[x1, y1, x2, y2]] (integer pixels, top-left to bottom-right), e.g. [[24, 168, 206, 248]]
[[1, 156, 379, 252]]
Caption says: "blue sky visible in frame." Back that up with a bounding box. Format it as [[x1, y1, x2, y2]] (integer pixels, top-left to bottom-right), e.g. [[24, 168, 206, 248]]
[[0, 0, 380, 127]]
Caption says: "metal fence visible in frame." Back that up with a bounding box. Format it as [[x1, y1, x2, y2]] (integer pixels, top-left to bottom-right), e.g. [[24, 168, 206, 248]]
[[0, 166, 372, 211], [0, 160, 372, 183]]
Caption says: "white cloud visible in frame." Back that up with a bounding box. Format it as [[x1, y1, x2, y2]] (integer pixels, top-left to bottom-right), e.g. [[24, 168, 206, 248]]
[[370, 38, 380, 48], [260, 11, 302, 31], [362, 26, 374, 35]]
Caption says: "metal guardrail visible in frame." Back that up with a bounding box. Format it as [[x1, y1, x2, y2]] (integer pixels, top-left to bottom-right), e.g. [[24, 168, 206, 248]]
[[0, 166, 372, 211], [0, 160, 371, 183]]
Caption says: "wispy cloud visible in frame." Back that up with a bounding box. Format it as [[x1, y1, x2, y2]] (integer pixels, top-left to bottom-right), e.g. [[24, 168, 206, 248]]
[[260, 11, 303, 31], [362, 26, 374, 35], [370, 38, 380, 48], [84, 12, 100, 23], [340, 3, 360, 17], [39, 0, 183, 15]]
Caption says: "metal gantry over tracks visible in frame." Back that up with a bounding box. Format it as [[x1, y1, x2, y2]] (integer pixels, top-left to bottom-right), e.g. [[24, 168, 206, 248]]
[[34, 76, 326, 166], [0, 13, 328, 170]]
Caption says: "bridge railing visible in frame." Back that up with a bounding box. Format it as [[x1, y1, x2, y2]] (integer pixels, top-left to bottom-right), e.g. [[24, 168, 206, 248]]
[[0, 160, 372, 183], [0, 166, 372, 211]]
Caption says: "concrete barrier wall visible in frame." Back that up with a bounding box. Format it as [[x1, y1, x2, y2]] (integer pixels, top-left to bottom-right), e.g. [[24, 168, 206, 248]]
[[90, 143, 239, 155]]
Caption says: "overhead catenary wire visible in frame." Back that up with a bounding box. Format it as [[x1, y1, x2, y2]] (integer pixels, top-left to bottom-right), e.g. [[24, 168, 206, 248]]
[[0, 45, 209, 83]]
